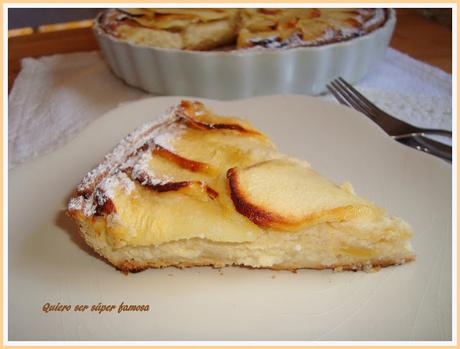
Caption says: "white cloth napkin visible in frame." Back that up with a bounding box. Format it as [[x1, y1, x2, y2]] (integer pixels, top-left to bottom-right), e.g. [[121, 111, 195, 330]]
[[8, 48, 452, 168]]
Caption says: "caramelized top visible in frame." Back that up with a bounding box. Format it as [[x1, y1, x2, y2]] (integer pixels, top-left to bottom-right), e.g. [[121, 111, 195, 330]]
[[237, 8, 386, 48], [68, 100, 379, 248], [97, 8, 388, 50]]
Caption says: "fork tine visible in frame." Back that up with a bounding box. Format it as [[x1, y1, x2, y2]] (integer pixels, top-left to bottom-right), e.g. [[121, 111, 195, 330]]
[[326, 84, 350, 107], [330, 80, 370, 116], [337, 77, 390, 117], [333, 79, 375, 117]]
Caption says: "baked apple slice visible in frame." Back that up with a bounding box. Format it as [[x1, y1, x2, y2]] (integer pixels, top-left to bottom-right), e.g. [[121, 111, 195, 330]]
[[227, 158, 375, 230]]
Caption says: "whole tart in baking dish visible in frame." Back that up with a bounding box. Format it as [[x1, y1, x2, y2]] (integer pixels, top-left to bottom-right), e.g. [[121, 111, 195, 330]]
[[68, 100, 415, 273], [97, 8, 388, 50]]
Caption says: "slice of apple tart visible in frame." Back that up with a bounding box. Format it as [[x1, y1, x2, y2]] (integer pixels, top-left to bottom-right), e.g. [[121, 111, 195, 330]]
[[68, 100, 415, 272]]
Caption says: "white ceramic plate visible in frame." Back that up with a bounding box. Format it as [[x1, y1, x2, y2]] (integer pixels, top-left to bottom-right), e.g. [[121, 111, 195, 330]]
[[8, 95, 452, 341]]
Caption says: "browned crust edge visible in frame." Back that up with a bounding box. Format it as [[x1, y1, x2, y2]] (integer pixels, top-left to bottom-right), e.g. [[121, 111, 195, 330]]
[[67, 213, 415, 275], [115, 255, 416, 274]]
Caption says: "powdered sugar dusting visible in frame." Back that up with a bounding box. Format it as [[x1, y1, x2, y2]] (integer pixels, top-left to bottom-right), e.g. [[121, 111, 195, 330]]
[[68, 196, 84, 211], [69, 104, 186, 217], [77, 106, 178, 193], [154, 122, 187, 150], [99, 171, 135, 199], [83, 198, 96, 217], [131, 149, 173, 186], [119, 171, 135, 194]]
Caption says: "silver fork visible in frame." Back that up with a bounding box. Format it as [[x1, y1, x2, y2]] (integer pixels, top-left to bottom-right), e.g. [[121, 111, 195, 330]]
[[328, 78, 452, 139], [327, 77, 452, 161]]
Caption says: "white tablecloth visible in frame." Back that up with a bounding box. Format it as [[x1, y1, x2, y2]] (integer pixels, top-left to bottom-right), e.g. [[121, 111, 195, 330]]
[[8, 48, 452, 168]]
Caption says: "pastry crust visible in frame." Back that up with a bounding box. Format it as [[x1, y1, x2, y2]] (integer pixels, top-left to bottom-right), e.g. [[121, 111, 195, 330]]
[[116, 257, 416, 273], [68, 100, 415, 273], [74, 215, 415, 274]]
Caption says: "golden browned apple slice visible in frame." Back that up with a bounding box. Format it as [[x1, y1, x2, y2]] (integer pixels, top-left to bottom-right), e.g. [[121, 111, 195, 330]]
[[152, 144, 214, 174], [227, 158, 377, 230], [178, 100, 266, 137]]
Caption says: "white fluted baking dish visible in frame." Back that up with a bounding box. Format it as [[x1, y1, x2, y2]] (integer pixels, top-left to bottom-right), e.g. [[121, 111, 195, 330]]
[[94, 9, 396, 99]]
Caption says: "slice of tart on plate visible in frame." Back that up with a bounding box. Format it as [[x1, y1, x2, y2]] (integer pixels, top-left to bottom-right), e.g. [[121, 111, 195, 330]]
[[68, 100, 415, 272]]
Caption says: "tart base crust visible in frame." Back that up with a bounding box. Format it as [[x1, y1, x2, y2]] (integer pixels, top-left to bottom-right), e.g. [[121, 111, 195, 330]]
[[116, 256, 416, 274], [74, 218, 415, 274]]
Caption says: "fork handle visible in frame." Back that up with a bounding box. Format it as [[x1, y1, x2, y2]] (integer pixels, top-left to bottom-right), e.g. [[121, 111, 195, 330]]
[[393, 128, 452, 139], [398, 136, 452, 162]]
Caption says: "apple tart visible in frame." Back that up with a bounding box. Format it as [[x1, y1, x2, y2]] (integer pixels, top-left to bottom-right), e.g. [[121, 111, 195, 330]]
[[68, 101, 415, 272], [97, 8, 388, 50]]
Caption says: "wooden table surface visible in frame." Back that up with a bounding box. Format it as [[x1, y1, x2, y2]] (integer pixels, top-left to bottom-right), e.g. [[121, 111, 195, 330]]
[[8, 9, 452, 92]]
